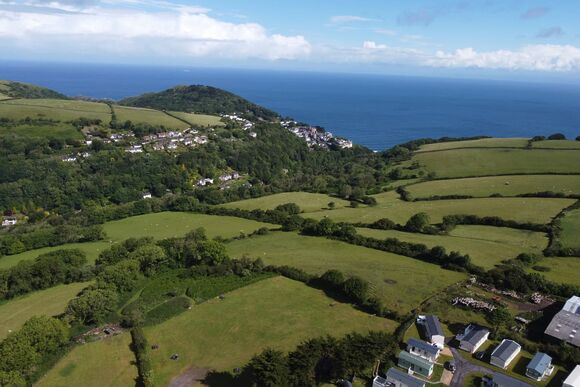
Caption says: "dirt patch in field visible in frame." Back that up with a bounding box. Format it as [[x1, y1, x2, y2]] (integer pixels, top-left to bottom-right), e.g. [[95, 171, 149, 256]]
[[168, 367, 210, 387]]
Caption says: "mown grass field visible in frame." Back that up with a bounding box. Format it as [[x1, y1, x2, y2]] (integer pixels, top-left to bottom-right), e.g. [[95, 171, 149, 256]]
[[0, 282, 90, 340], [530, 257, 580, 286], [226, 232, 465, 314], [221, 192, 351, 213], [169, 111, 224, 127], [559, 208, 580, 249], [404, 175, 580, 199], [417, 138, 529, 152], [0, 98, 111, 122], [413, 148, 580, 178], [305, 191, 572, 225], [356, 225, 548, 269], [531, 140, 580, 149], [0, 212, 274, 270], [102, 212, 274, 241], [113, 106, 188, 129], [0, 123, 83, 140], [146, 276, 397, 386], [38, 332, 137, 387]]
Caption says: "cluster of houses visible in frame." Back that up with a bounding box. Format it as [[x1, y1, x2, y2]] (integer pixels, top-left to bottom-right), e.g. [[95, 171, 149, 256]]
[[221, 113, 254, 130], [62, 151, 91, 162], [196, 171, 241, 187], [124, 129, 209, 153], [280, 120, 353, 149]]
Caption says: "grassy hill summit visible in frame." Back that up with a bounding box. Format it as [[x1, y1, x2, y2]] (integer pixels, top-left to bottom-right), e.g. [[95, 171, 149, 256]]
[[0, 80, 68, 100], [119, 84, 279, 120]]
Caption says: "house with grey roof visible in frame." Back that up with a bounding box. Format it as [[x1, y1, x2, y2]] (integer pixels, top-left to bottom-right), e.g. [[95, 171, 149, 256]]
[[418, 315, 445, 348], [458, 325, 490, 353], [544, 295, 580, 347], [385, 367, 426, 387], [490, 373, 532, 387], [490, 339, 521, 369], [563, 365, 580, 387], [398, 350, 433, 378], [525, 352, 553, 381], [406, 338, 440, 362]]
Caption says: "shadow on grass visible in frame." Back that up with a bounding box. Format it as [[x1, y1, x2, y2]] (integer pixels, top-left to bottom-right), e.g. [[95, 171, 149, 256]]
[[203, 368, 254, 387]]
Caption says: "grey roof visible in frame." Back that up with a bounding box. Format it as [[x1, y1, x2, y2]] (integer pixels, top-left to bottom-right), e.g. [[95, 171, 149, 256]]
[[492, 373, 532, 387], [461, 326, 489, 345], [526, 352, 552, 374], [424, 315, 444, 337], [491, 339, 521, 362], [398, 350, 433, 369], [407, 338, 439, 356], [544, 309, 580, 347], [386, 368, 425, 387]]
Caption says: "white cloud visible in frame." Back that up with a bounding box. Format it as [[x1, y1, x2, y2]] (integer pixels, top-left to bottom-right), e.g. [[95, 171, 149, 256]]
[[427, 45, 580, 71], [329, 15, 375, 24], [0, 6, 310, 61]]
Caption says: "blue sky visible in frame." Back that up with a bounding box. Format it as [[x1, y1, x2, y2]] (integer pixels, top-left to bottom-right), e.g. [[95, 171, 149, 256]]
[[1, 0, 580, 81]]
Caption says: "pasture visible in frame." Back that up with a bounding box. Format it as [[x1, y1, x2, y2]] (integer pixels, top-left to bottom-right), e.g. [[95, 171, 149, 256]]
[[356, 225, 548, 269], [0, 98, 111, 122], [146, 276, 396, 386], [531, 140, 580, 149], [559, 208, 580, 249], [221, 192, 351, 213], [404, 175, 580, 199], [413, 148, 580, 178], [226, 232, 465, 314], [305, 191, 572, 224], [169, 111, 224, 127], [0, 123, 82, 140], [37, 332, 137, 387], [532, 257, 580, 286], [113, 106, 188, 129], [416, 138, 528, 152], [0, 282, 90, 340], [102, 212, 274, 241]]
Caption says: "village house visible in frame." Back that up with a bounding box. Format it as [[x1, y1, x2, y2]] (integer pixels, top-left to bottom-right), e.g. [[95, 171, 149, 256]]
[[417, 315, 445, 348], [458, 325, 490, 353], [545, 295, 580, 347], [1, 217, 17, 227], [218, 172, 241, 182], [397, 350, 433, 378], [142, 192, 152, 199], [62, 155, 77, 162], [126, 145, 143, 153], [490, 339, 521, 369], [381, 367, 426, 387], [488, 373, 532, 387], [406, 338, 440, 362], [563, 365, 580, 387], [525, 352, 553, 381], [197, 178, 214, 187]]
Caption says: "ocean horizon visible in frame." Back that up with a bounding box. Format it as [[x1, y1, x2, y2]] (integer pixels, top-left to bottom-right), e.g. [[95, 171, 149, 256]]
[[1, 61, 580, 150]]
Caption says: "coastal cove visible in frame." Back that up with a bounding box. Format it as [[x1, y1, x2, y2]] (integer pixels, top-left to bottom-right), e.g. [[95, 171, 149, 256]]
[[2, 61, 580, 150]]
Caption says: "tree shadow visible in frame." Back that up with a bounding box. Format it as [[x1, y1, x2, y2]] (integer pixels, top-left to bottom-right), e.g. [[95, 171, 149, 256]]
[[203, 368, 253, 387]]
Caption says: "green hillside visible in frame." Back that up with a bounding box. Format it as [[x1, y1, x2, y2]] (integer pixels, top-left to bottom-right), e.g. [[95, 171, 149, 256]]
[[0, 80, 68, 100]]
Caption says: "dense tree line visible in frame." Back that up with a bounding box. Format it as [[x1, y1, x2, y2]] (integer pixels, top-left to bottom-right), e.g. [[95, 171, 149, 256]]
[[440, 214, 549, 233], [0, 249, 89, 300]]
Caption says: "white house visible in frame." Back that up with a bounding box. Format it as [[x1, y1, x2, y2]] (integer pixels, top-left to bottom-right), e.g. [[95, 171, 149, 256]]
[[418, 315, 445, 349], [197, 178, 214, 187], [563, 365, 580, 387], [142, 192, 152, 199], [1, 217, 17, 227], [490, 339, 521, 369], [406, 338, 440, 362], [458, 325, 490, 353]]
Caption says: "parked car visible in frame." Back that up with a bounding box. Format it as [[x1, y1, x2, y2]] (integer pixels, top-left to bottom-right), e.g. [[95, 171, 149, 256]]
[[475, 351, 486, 360], [445, 361, 456, 372]]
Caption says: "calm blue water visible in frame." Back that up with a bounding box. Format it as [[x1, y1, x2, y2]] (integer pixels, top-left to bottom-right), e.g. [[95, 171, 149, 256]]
[[2, 61, 580, 150]]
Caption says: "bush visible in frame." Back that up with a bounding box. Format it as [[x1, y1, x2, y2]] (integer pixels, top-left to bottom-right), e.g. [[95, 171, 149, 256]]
[[131, 327, 154, 387], [548, 133, 566, 140]]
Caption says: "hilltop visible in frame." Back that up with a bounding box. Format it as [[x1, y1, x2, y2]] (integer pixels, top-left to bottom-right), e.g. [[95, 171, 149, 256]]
[[119, 84, 278, 121], [0, 80, 68, 100]]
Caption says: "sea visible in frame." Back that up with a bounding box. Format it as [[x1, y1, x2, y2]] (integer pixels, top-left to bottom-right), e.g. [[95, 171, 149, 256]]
[[2, 61, 580, 151]]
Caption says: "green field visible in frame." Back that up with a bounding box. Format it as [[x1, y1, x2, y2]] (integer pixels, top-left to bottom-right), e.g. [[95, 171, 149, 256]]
[[169, 111, 224, 127], [226, 232, 465, 314], [0, 241, 111, 269], [221, 192, 351, 213], [0, 282, 90, 340], [146, 276, 396, 385], [113, 106, 188, 129], [0, 122, 82, 140], [0, 212, 274, 270], [413, 148, 580, 178], [356, 225, 548, 269], [559, 208, 580, 249], [405, 175, 580, 199], [0, 98, 111, 122], [530, 257, 580, 286], [531, 140, 580, 149], [102, 212, 274, 241], [305, 191, 572, 224], [417, 138, 529, 152], [38, 332, 137, 387]]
